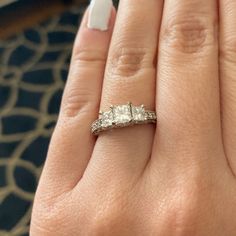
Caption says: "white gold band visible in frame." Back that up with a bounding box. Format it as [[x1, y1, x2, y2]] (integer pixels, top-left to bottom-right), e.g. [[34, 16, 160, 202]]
[[91, 103, 157, 135]]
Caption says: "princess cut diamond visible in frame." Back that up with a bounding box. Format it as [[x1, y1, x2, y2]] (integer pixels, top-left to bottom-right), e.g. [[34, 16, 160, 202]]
[[132, 106, 146, 121], [113, 105, 132, 124], [101, 111, 113, 127]]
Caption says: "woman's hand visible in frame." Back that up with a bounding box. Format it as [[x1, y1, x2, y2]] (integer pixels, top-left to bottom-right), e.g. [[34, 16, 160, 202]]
[[30, 0, 236, 235]]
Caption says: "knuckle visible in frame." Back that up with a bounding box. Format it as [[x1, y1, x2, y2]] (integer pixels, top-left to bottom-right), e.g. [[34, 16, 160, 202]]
[[163, 193, 199, 234], [107, 45, 155, 78], [161, 177, 214, 235], [161, 17, 217, 54], [61, 49, 104, 118], [91, 210, 119, 234], [90, 195, 130, 234], [73, 48, 107, 68], [91, 212, 125, 234], [62, 84, 99, 118], [31, 194, 68, 235]]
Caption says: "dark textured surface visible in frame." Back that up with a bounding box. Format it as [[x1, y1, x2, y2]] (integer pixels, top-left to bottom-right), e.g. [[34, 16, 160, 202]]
[[0, 7, 83, 235], [0, 1, 121, 234]]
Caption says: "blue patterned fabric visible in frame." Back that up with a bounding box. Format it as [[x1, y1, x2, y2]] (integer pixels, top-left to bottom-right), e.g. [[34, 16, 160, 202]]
[[0, 7, 83, 235]]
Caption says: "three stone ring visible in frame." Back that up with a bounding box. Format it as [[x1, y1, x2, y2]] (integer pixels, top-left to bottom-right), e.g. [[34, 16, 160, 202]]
[[91, 102, 157, 135]]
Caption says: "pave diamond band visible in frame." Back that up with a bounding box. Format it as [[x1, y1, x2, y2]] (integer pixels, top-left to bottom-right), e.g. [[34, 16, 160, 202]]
[[91, 103, 157, 135]]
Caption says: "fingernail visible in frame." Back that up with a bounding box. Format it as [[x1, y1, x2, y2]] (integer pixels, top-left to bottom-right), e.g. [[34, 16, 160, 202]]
[[88, 0, 113, 31]]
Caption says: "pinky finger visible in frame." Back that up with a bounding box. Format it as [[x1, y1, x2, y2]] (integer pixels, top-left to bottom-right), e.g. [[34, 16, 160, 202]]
[[37, 3, 116, 195]]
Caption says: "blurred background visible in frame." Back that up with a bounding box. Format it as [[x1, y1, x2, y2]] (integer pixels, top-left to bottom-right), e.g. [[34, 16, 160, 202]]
[[0, 0, 118, 235]]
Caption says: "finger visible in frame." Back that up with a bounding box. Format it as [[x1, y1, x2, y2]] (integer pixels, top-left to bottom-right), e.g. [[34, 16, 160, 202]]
[[153, 1, 225, 166], [37, 7, 116, 194], [87, 0, 163, 181], [219, 0, 236, 175]]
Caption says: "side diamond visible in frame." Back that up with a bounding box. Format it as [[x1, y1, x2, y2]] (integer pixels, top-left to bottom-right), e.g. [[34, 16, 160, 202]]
[[101, 111, 113, 127], [132, 106, 146, 121]]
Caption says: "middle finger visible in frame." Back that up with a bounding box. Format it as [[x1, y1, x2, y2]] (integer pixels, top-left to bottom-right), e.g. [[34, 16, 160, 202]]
[[153, 0, 223, 169]]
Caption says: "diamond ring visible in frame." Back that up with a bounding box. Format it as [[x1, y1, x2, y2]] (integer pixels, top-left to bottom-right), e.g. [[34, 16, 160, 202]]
[[91, 102, 157, 135]]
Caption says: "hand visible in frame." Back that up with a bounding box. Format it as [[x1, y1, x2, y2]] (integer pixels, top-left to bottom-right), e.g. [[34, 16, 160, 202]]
[[30, 0, 236, 235]]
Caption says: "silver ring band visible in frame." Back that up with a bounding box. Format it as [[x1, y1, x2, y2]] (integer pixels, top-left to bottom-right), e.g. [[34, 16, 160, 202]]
[[91, 102, 157, 135]]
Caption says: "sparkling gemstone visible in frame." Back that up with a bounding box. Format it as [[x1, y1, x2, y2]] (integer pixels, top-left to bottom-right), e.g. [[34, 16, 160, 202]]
[[113, 105, 132, 124], [97, 119, 102, 127], [101, 111, 113, 127], [132, 106, 146, 121]]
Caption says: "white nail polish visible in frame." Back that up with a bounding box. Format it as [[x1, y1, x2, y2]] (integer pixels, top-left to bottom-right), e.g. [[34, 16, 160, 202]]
[[88, 0, 113, 31]]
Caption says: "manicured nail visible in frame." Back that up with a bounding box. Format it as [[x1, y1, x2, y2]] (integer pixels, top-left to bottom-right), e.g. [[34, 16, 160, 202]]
[[88, 0, 113, 31]]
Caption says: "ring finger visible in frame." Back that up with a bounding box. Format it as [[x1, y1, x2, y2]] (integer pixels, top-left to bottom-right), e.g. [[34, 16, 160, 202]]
[[86, 0, 163, 182]]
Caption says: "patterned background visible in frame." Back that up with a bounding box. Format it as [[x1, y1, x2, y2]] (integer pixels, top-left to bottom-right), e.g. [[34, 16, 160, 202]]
[[0, 0, 121, 234], [0, 6, 84, 235]]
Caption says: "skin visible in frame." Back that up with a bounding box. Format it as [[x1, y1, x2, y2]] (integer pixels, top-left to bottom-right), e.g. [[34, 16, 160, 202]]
[[30, 0, 236, 235]]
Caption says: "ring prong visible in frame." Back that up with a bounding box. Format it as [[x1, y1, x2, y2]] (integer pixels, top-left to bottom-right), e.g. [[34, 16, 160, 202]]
[[141, 104, 145, 109], [99, 111, 103, 115]]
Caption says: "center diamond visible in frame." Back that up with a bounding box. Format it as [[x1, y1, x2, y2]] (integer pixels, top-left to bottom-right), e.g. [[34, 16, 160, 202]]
[[113, 105, 132, 124], [132, 106, 146, 121]]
